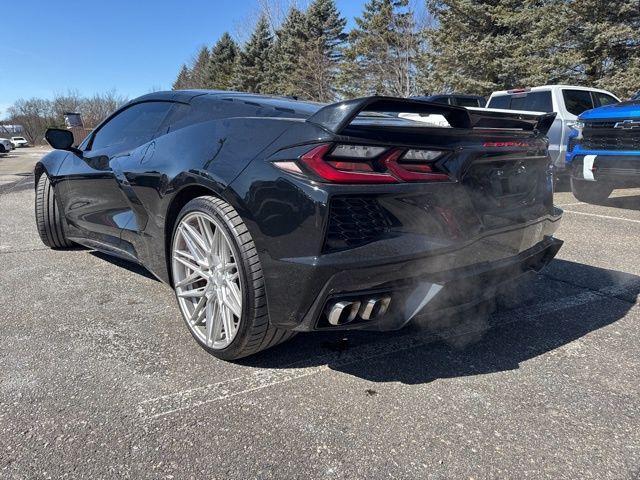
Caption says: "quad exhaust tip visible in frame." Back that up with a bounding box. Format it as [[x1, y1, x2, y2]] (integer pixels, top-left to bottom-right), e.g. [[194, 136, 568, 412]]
[[326, 295, 391, 326]]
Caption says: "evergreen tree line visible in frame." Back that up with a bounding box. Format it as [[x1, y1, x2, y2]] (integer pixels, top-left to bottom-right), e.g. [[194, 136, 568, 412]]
[[173, 0, 640, 101]]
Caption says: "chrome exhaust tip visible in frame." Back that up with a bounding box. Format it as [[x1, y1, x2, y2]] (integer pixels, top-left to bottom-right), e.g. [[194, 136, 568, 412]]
[[359, 296, 391, 320], [327, 300, 361, 326]]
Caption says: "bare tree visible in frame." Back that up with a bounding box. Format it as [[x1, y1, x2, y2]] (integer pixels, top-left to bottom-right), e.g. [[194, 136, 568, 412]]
[[7, 98, 55, 145], [5, 90, 128, 145], [234, 0, 307, 41], [52, 90, 83, 124], [80, 90, 128, 128]]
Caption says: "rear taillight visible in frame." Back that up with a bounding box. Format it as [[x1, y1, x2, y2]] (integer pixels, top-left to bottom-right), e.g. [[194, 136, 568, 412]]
[[273, 143, 449, 184]]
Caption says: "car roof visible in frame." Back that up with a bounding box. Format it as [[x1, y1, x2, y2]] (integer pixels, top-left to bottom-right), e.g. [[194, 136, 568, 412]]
[[490, 85, 618, 97], [131, 90, 323, 117]]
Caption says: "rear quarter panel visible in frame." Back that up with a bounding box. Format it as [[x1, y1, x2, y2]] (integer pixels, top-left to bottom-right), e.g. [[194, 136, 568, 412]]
[[123, 117, 297, 282]]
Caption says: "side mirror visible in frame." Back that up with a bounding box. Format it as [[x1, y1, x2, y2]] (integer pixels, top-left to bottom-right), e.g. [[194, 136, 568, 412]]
[[45, 128, 76, 151]]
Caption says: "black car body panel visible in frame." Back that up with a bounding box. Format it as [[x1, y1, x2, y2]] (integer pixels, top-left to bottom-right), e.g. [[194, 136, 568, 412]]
[[37, 91, 562, 333]]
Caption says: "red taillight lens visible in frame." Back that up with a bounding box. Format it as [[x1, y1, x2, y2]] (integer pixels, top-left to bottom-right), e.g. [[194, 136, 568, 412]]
[[277, 143, 450, 184], [300, 144, 398, 184], [382, 149, 450, 182]]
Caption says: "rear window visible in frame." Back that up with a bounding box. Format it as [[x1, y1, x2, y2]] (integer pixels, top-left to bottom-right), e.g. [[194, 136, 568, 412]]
[[430, 96, 450, 105], [488, 95, 510, 109], [488, 92, 552, 112], [563, 89, 594, 115], [510, 92, 553, 112], [454, 97, 481, 108]]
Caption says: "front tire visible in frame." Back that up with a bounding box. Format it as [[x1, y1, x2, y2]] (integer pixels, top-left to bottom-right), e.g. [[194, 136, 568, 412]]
[[35, 174, 74, 249], [171, 196, 295, 361], [570, 178, 613, 204]]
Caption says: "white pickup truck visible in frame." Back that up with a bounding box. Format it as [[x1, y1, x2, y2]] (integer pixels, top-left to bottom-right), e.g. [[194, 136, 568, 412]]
[[485, 86, 619, 177], [404, 85, 620, 178]]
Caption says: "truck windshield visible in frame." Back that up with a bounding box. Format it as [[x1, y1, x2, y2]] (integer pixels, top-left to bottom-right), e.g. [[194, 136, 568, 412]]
[[488, 91, 553, 112]]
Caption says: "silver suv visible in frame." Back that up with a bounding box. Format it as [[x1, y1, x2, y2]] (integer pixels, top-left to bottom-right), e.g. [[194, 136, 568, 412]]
[[486, 85, 619, 177]]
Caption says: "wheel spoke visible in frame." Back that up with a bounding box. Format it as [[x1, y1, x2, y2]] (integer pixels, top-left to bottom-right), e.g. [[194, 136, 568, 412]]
[[223, 281, 242, 318], [173, 253, 207, 278], [197, 216, 215, 248], [182, 221, 209, 253], [175, 270, 206, 288], [189, 295, 207, 325], [205, 299, 220, 347], [220, 302, 236, 342], [180, 224, 208, 263], [212, 228, 230, 264], [177, 286, 206, 299]]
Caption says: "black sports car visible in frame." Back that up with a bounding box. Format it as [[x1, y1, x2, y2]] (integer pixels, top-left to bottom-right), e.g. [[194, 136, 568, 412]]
[[37, 91, 562, 360]]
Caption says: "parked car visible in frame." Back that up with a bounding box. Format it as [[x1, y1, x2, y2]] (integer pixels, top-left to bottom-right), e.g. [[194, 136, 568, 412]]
[[11, 136, 29, 147], [486, 86, 620, 177], [412, 94, 487, 108], [37, 91, 562, 360], [0, 138, 13, 154], [566, 98, 640, 203]]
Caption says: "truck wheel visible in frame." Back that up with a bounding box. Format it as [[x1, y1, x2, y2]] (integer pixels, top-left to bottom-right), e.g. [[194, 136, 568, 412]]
[[35, 174, 74, 249], [570, 178, 613, 204]]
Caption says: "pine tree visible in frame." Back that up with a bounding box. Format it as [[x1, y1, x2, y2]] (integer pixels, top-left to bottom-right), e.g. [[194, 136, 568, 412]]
[[264, 7, 307, 96], [172, 64, 192, 90], [207, 33, 239, 90], [189, 46, 211, 88], [297, 0, 347, 101], [568, 0, 640, 98], [232, 16, 273, 93], [339, 0, 421, 98], [305, 0, 347, 61], [420, 0, 576, 96]]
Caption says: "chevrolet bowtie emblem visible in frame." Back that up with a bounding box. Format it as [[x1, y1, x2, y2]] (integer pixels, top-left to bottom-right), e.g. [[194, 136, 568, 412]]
[[614, 119, 640, 129]]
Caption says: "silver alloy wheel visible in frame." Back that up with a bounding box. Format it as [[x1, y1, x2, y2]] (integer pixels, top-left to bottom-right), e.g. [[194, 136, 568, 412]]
[[172, 212, 243, 350]]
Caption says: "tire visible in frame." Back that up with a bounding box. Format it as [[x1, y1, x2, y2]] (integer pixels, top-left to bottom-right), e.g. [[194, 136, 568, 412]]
[[570, 178, 613, 204], [171, 196, 295, 361], [35, 174, 74, 249]]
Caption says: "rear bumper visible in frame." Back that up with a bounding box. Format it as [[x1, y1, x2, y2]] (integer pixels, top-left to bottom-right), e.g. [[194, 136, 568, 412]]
[[261, 211, 563, 332]]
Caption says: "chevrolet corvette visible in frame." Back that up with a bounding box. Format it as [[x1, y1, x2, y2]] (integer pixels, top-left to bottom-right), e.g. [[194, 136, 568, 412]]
[[37, 91, 562, 360]]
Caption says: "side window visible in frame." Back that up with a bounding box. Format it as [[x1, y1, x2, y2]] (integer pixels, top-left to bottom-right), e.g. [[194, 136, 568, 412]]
[[90, 102, 174, 151], [562, 89, 594, 116], [488, 95, 510, 109], [160, 103, 193, 133], [594, 92, 618, 107], [511, 92, 553, 112]]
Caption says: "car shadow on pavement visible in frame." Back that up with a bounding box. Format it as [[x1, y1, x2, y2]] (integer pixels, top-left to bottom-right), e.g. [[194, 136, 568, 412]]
[[598, 193, 640, 211], [90, 251, 160, 282], [239, 259, 639, 385]]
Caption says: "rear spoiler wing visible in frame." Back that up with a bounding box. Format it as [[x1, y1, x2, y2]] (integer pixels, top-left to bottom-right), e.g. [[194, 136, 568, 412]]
[[306, 96, 556, 136]]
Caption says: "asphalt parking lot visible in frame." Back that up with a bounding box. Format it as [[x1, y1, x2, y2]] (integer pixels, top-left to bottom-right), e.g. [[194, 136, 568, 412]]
[[1, 148, 639, 479]]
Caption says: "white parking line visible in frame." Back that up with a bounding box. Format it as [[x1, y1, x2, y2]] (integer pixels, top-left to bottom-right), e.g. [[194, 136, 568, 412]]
[[563, 209, 640, 224], [138, 279, 640, 420]]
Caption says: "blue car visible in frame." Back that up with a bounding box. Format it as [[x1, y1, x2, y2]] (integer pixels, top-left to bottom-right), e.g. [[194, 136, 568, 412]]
[[566, 99, 640, 203]]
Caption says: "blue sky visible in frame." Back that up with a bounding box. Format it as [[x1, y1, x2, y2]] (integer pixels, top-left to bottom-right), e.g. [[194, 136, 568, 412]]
[[0, 0, 368, 118]]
